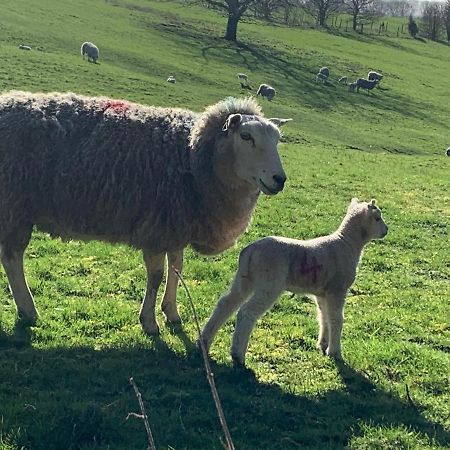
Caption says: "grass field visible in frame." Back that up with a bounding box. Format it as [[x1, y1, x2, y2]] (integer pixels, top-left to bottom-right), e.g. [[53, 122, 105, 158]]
[[0, 0, 449, 449]]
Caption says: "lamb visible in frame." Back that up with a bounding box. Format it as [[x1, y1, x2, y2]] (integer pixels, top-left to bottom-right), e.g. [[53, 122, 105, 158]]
[[319, 67, 330, 78], [338, 76, 348, 85], [237, 73, 249, 83], [200, 198, 388, 366], [446, 147, 450, 156], [356, 78, 378, 93], [19, 45, 32, 51], [81, 41, 99, 63], [256, 84, 276, 101], [167, 75, 176, 83], [0, 91, 291, 335], [368, 71, 383, 82], [348, 82, 357, 92], [315, 72, 328, 84]]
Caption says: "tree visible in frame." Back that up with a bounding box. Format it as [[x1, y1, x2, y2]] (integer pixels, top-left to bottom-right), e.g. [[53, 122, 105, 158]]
[[205, 0, 256, 41], [421, 2, 442, 41], [343, 0, 377, 31], [300, 0, 343, 26], [443, 0, 450, 41], [407, 14, 419, 37]]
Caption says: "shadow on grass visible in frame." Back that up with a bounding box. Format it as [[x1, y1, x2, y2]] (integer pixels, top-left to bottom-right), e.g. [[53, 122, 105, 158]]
[[0, 323, 449, 450]]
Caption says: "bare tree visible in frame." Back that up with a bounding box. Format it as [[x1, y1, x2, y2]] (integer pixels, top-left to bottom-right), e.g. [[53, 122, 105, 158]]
[[300, 0, 343, 26], [443, 0, 450, 41], [380, 0, 414, 17], [204, 0, 256, 41], [421, 1, 442, 40], [343, 0, 377, 30]]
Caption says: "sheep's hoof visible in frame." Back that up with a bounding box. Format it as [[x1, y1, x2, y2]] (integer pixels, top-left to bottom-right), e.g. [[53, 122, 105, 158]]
[[231, 354, 246, 369], [326, 349, 343, 360], [161, 304, 182, 325], [140, 321, 160, 336]]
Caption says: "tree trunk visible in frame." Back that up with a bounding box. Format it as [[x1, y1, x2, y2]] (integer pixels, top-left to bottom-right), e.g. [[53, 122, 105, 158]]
[[352, 12, 357, 30], [225, 13, 239, 41]]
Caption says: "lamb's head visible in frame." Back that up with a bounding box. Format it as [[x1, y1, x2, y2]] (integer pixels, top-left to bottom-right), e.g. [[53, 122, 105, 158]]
[[348, 198, 388, 241], [220, 113, 291, 195]]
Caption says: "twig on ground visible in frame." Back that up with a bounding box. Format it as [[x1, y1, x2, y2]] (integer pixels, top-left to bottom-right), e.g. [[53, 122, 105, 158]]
[[405, 383, 416, 408], [174, 268, 236, 450], [127, 377, 157, 450]]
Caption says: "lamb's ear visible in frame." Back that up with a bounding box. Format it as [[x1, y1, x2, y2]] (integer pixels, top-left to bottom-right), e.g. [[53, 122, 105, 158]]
[[368, 199, 377, 209], [222, 113, 242, 132], [268, 118, 292, 127]]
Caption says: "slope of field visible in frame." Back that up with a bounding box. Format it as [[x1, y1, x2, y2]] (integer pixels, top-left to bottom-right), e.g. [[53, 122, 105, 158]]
[[0, 1, 449, 449]]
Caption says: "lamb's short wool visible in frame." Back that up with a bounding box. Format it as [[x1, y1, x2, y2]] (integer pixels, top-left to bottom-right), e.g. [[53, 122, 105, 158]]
[[201, 198, 388, 366]]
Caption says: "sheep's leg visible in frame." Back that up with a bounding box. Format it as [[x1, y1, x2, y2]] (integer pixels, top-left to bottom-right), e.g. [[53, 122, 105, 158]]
[[139, 251, 165, 335], [1, 229, 37, 324], [230, 287, 281, 367], [323, 292, 346, 359], [200, 271, 252, 353], [161, 250, 183, 324], [315, 296, 329, 354]]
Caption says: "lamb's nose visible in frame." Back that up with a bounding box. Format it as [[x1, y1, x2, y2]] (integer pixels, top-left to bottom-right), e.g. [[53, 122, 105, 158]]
[[273, 174, 286, 190]]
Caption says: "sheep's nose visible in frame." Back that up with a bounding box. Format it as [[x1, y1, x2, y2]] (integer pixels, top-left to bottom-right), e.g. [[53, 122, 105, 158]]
[[273, 174, 286, 190]]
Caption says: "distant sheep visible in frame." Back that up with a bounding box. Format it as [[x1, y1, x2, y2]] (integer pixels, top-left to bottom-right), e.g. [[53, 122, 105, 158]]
[[368, 71, 383, 82], [19, 45, 32, 51], [237, 73, 249, 83], [348, 82, 357, 92], [315, 72, 328, 84], [167, 75, 176, 83], [201, 198, 388, 366], [0, 92, 291, 335], [81, 41, 99, 63], [356, 78, 378, 93], [446, 147, 450, 156], [338, 76, 348, 85], [319, 67, 330, 77], [257, 84, 276, 101]]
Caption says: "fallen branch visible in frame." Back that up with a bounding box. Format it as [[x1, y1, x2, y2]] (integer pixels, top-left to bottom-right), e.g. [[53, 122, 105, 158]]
[[127, 377, 157, 450], [174, 268, 236, 450]]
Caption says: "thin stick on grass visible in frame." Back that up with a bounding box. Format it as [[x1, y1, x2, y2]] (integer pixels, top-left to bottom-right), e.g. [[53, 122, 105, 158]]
[[127, 377, 157, 450], [174, 268, 236, 450]]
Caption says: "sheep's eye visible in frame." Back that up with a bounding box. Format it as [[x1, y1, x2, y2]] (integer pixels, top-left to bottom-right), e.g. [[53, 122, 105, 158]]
[[240, 132, 252, 141], [375, 217, 381, 222]]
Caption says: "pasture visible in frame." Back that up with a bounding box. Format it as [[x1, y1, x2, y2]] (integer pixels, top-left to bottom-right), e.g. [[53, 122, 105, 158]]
[[0, 0, 449, 448]]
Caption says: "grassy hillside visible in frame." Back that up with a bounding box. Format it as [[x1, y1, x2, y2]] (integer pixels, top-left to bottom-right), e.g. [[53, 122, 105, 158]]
[[0, 0, 449, 449]]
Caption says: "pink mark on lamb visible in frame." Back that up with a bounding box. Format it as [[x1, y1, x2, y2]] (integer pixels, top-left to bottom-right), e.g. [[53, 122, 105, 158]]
[[297, 253, 323, 284]]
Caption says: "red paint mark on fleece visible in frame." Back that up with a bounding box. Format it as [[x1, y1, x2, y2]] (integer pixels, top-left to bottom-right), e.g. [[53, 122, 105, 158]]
[[101, 101, 130, 113], [297, 253, 323, 284]]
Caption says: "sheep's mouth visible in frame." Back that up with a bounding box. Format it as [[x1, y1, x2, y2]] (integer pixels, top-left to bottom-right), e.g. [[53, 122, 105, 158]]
[[259, 179, 279, 196]]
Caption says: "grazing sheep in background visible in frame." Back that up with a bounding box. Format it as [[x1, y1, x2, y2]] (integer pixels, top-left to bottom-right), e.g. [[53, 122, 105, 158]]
[[446, 147, 450, 156], [19, 45, 32, 51], [319, 67, 330, 78], [315, 72, 328, 84], [201, 198, 388, 366], [348, 82, 357, 92], [338, 76, 348, 85], [237, 73, 249, 83], [356, 78, 378, 93], [368, 71, 383, 82], [167, 75, 176, 83], [81, 41, 99, 63], [0, 92, 291, 335], [240, 82, 252, 90], [256, 83, 276, 101]]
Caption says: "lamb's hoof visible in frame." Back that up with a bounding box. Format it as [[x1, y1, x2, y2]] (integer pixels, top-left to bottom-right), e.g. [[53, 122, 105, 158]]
[[317, 343, 328, 355], [231, 355, 246, 369], [161, 304, 181, 325], [140, 321, 160, 336], [326, 350, 343, 360]]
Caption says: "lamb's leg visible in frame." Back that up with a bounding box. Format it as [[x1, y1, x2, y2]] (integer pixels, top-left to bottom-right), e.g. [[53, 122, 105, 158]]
[[315, 296, 329, 354], [161, 250, 183, 324], [323, 292, 346, 359], [1, 229, 37, 324], [200, 271, 252, 353], [139, 251, 165, 335], [230, 287, 281, 367]]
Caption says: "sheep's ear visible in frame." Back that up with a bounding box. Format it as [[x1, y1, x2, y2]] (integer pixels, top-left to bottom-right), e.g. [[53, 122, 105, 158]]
[[268, 118, 292, 127], [368, 199, 377, 209], [222, 113, 242, 132]]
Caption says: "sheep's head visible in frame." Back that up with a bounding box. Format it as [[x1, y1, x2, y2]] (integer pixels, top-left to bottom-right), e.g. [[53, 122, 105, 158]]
[[348, 198, 388, 241], [220, 113, 291, 195], [446, 147, 450, 156]]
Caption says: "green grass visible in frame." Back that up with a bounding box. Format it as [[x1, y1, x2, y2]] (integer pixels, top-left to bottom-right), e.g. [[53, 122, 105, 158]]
[[0, 0, 449, 449]]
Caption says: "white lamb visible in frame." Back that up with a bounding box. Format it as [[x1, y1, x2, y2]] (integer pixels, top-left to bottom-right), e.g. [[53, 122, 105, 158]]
[[201, 198, 388, 366]]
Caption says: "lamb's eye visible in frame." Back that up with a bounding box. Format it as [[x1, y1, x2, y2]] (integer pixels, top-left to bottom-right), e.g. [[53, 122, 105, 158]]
[[240, 132, 252, 141], [375, 217, 381, 222]]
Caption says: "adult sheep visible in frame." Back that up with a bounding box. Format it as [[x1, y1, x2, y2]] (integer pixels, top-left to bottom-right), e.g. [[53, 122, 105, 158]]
[[256, 84, 276, 101], [81, 41, 99, 63], [0, 91, 291, 335], [368, 71, 383, 82]]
